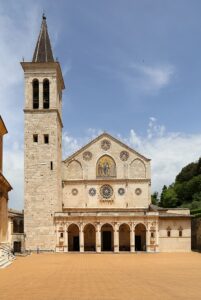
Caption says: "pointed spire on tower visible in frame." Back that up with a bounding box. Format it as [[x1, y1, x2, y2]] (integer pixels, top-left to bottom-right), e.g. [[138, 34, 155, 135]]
[[32, 14, 54, 63]]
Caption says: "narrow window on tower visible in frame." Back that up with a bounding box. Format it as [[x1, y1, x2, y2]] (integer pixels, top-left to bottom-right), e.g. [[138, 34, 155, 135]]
[[44, 134, 49, 144], [43, 79, 49, 109], [33, 134, 38, 143], [50, 161, 53, 170], [32, 79, 39, 109]]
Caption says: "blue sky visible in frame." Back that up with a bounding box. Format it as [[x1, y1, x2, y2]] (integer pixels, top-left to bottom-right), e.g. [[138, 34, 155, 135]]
[[1, 0, 201, 209]]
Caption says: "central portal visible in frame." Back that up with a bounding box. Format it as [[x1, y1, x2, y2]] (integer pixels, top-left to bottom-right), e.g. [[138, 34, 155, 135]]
[[102, 231, 112, 251], [101, 224, 113, 251]]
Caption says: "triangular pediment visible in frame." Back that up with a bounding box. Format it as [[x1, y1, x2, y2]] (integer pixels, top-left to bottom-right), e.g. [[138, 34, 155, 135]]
[[63, 132, 150, 163]]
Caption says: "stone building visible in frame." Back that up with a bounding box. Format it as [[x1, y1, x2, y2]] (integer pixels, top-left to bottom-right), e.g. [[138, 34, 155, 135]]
[[22, 16, 191, 253], [8, 209, 24, 253], [0, 116, 12, 246], [191, 217, 201, 251]]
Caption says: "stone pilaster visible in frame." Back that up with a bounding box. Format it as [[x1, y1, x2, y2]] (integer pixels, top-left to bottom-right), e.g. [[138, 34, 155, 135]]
[[96, 223, 101, 253], [114, 223, 119, 253], [64, 223, 68, 252], [79, 223, 84, 253], [130, 223, 135, 253]]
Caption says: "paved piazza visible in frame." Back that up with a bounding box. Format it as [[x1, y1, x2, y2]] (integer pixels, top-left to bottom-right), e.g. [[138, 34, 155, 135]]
[[0, 253, 201, 300]]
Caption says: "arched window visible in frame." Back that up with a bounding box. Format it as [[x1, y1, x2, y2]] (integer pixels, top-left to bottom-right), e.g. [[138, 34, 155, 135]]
[[13, 219, 18, 233], [43, 79, 50, 109], [96, 155, 116, 178], [167, 226, 171, 237], [178, 227, 183, 237], [32, 79, 39, 109], [130, 158, 146, 178], [65, 160, 83, 179], [19, 220, 24, 233]]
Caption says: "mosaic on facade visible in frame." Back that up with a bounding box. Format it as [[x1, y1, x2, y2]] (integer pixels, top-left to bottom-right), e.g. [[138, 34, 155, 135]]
[[96, 155, 116, 177]]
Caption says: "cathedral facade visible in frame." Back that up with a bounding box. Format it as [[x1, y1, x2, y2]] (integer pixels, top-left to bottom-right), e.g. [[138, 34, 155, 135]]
[[22, 16, 191, 253]]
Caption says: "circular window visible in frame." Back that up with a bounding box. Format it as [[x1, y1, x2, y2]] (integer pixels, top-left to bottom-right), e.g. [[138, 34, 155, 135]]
[[83, 151, 92, 161], [100, 185, 113, 199], [72, 188, 78, 196], [101, 139, 111, 151], [135, 188, 142, 195], [118, 188, 125, 196], [89, 188, 96, 196], [120, 151, 129, 161]]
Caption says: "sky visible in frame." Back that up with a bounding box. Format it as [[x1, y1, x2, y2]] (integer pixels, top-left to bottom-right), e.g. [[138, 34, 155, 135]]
[[1, 0, 201, 210]]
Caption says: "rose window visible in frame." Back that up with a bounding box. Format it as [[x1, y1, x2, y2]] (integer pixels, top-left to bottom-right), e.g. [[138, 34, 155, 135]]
[[83, 151, 92, 161], [120, 151, 129, 161], [89, 188, 96, 196], [118, 188, 125, 196], [101, 139, 111, 151], [100, 185, 113, 199]]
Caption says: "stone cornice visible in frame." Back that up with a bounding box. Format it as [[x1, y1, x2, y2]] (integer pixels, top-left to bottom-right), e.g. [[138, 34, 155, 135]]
[[24, 109, 63, 128], [21, 61, 65, 90], [0, 172, 12, 192], [62, 178, 151, 185], [0, 116, 8, 136]]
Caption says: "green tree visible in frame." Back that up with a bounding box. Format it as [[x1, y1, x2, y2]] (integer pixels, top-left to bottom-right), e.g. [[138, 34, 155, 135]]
[[176, 162, 197, 183], [151, 192, 159, 205], [160, 186, 178, 208]]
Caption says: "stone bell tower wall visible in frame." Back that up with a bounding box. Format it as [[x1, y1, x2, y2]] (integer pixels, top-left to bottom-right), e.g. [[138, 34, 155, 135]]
[[22, 59, 64, 252]]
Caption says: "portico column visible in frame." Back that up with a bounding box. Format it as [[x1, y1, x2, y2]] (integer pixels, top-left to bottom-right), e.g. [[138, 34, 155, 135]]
[[79, 223, 84, 253], [96, 223, 101, 253], [155, 222, 159, 252], [39, 81, 43, 109], [64, 224, 68, 252], [130, 223, 135, 253], [114, 223, 119, 253], [146, 228, 150, 252]]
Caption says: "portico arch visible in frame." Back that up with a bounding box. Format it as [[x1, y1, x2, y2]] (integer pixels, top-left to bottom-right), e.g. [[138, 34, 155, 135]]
[[68, 224, 80, 252], [135, 223, 146, 251], [119, 223, 130, 251], [101, 223, 114, 251], [84, 224, 96, 251]]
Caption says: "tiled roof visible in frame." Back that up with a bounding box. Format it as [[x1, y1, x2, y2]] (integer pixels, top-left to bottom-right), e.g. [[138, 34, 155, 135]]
[[32, 14, 54, 63]]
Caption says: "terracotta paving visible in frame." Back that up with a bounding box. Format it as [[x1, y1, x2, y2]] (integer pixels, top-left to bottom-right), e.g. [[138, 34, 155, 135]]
[[0, 252, 201, 300]]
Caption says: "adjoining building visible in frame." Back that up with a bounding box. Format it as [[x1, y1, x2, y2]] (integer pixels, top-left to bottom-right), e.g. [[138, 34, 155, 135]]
[[8, 209, 24, 253], [21, 16, 191, 253], [0, 116, 12, 246], [0, 116, 13, 268]]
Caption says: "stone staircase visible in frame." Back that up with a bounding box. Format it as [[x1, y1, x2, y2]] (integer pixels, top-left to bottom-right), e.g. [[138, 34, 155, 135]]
[[0, 243, 15, 269]]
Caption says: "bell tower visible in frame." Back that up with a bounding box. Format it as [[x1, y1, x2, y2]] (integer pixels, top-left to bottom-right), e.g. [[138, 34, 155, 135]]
[[21, 15, 65, 251]]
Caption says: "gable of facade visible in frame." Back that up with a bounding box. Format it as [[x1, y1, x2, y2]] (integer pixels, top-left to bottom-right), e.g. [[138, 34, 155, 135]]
[[62, 133, 151, 209]]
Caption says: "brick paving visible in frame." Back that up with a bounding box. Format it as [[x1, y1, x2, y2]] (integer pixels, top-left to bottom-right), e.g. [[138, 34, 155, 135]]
[[0, 253, 201, 300]]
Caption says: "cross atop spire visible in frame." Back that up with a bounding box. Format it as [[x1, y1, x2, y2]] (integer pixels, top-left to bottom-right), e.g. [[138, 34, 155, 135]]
[[32, 14, 54, 63]]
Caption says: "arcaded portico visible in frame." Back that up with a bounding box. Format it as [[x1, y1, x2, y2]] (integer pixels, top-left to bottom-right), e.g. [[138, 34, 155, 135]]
[[55, 210, 159, 253]]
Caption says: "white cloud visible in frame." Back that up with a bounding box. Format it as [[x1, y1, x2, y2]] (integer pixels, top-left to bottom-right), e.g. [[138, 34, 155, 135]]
[[63, 128, 103, 158], [126, 63, 175, 95], [97, 62, 176, 96], [134, 64, 175, 89], [62, 119, 201, 197], [127, 119, 201, 193], [0, 4, 42, 210]]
